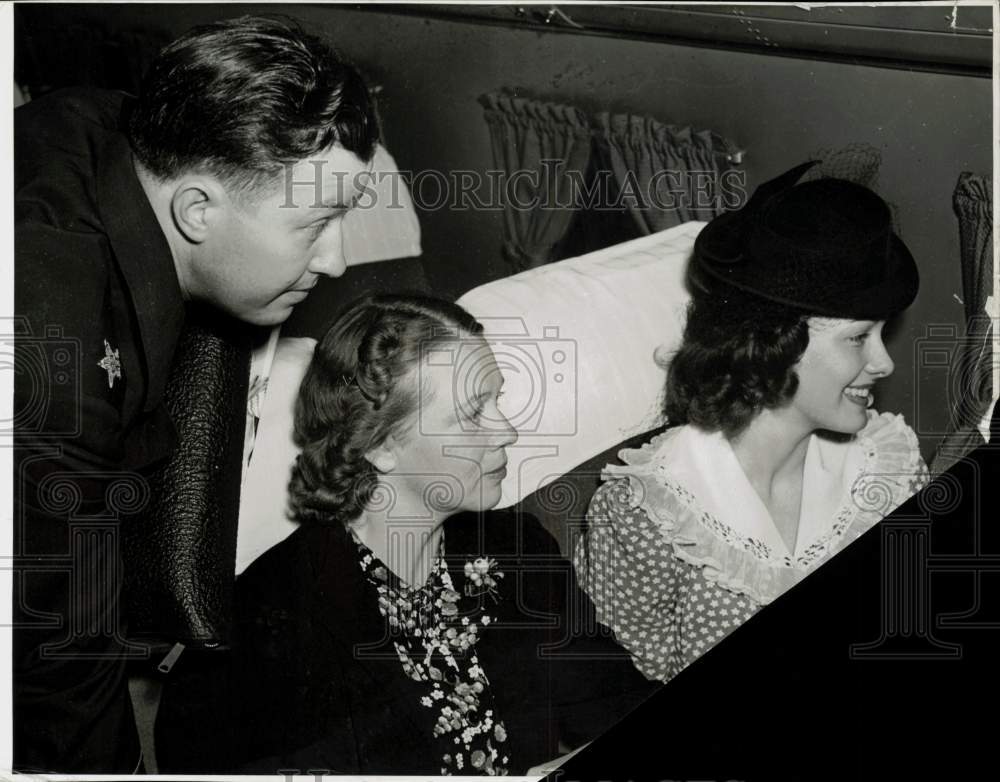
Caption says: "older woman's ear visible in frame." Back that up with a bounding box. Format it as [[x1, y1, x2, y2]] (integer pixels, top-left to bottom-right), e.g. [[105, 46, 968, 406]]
[[364, 436, 398, 473]]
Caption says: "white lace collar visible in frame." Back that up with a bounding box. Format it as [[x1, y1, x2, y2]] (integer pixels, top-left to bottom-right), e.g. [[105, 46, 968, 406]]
[[657, 425, 866, 561], [602, 412, 926, 604]]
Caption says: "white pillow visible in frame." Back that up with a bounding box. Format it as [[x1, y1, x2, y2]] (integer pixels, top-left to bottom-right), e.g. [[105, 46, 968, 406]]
[[234, 222, 702, 571], [457, 221, 703, 508], [342, 143, 422, 265]]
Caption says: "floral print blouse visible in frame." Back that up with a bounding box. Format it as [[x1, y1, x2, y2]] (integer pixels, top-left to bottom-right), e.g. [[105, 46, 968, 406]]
[[573, 411, 929, 683], [356, 538, 510, 776]]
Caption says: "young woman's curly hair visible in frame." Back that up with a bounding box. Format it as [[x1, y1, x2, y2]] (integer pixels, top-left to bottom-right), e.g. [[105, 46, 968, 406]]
[[288, 294, 482, 525], [663, 271, 811, 438]]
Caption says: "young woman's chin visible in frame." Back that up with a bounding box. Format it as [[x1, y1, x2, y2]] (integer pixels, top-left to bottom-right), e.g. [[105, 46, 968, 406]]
[[821, 406, 870, 436]]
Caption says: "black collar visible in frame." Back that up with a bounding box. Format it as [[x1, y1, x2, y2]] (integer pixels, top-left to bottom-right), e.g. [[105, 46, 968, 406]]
[[96, 130, 185, 412], [302, 509, 524, 630]]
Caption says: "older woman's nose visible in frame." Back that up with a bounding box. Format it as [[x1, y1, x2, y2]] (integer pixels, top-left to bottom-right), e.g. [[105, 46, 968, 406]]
[[493, 411, 519, 448]]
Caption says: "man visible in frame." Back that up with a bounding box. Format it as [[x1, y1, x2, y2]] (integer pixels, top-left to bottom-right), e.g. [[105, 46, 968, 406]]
[[13, 15, 379, 772]]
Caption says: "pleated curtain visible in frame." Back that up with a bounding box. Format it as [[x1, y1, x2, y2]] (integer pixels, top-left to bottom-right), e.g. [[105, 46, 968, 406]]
[[479, 93, 592, 271], [594, 112, 736, 234], [931, 172, 995, 474]]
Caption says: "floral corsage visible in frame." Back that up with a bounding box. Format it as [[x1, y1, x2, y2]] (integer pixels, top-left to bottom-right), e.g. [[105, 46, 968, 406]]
[[463, 557, 503, 600]]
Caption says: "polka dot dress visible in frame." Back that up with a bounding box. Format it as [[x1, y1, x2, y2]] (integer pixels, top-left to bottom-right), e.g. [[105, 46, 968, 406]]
[[573, 413, 927, 684], [576, 479, 757, 682]]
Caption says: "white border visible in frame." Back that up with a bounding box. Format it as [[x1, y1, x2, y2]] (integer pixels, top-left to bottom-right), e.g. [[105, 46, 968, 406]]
[[2, 2, 997, 781]]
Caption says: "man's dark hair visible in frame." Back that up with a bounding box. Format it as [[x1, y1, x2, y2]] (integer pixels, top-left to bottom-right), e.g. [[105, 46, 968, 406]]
[[663, 274, 810, 438], [128, 15, 379, 196], [289, 294, 484, 526]]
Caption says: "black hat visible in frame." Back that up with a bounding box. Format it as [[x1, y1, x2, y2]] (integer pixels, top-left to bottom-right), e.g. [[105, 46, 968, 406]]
[[692, 161, 919, 320]]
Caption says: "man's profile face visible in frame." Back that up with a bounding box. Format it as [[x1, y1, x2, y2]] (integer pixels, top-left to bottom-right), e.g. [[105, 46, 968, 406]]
[[190, 143, 373, 326]]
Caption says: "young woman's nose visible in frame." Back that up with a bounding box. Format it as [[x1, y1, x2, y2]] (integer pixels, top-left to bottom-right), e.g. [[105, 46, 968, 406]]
[[866, 335, 895, 379]]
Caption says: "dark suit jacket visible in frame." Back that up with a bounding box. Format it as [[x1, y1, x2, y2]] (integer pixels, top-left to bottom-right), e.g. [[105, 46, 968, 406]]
[[14, 86, 184, 772], [15, 87, 183, 471], [207, 509, 658, 775]]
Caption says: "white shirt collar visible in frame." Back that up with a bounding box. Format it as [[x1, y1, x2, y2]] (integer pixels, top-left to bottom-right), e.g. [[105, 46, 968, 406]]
[[657, 425, 861, 560]]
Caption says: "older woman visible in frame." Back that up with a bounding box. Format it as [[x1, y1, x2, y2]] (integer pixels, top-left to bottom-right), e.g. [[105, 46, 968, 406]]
[[573, 162, 929, 684], [223, 294, 653, 775]]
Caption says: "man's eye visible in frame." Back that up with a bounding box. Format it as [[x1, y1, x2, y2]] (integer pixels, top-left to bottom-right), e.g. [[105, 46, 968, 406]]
[[848, 333, 870, 345]]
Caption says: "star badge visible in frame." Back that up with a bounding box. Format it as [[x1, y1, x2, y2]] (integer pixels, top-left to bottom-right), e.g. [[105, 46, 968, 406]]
[[98, 339, 122, 389]]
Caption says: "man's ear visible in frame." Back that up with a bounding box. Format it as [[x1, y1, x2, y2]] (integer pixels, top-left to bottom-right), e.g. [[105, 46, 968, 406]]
[[364, 435, 399, 474], [170, 177, 227, 243]]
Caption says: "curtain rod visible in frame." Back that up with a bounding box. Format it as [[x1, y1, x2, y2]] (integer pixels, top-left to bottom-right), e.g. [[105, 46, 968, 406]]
[[368, 4, 991, 79]]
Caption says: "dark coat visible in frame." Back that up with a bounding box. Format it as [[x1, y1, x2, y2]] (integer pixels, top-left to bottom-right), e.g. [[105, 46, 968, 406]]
[[219, 509, 657, 775], [14, 87, 184, 773]]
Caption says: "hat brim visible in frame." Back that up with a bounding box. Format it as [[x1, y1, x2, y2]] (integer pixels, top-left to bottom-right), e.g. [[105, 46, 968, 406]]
[[693, 225, 919, 321]]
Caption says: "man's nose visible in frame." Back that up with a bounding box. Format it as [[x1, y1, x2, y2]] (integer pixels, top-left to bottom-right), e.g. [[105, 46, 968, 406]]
[[309, 220, 347, 278]]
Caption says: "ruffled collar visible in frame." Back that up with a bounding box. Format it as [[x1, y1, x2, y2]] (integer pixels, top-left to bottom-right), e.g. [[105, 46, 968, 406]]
[[603, 412, 926, 605], [656, 424, 865, 561]]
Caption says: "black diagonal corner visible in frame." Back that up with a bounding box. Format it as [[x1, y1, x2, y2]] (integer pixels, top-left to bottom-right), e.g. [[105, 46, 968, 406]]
[[556, 437, 1000, 782]]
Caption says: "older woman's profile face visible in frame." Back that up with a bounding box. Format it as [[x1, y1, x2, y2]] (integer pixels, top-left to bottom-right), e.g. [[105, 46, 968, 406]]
[[789, 318, 895, 434], [390, 336, 518, 516]]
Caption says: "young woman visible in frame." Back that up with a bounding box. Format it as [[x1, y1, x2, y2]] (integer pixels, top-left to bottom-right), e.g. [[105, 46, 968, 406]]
[[226, 294, 654, 775], [574, 162, 929, 683]]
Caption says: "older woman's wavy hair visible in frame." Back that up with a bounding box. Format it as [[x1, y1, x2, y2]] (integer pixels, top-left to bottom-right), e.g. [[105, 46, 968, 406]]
[[663, 268, 810, 438], [289, 294, 483, 525]]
